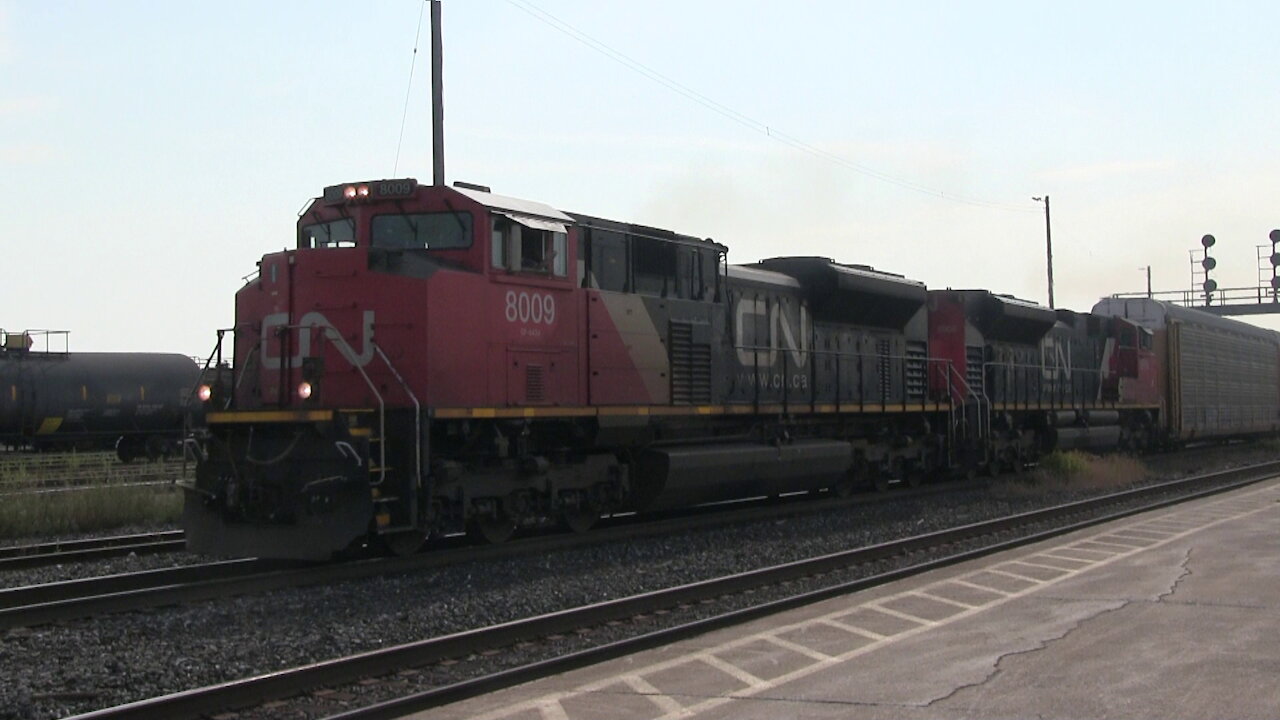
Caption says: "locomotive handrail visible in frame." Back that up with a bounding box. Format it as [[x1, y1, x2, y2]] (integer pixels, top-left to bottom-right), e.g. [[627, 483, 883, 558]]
[[233, 340, 262, 411], [979, 361, 1113, 412], [732, 343, 945, 411], [946, 361, 989, 454], [371, 343, 422, 533], [307, 326, 387, 488]]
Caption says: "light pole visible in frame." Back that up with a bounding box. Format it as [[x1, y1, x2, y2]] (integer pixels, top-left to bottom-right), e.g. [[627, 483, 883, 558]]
[[1032, 196, 1053, 308], [1141, 265, 1152, 298]]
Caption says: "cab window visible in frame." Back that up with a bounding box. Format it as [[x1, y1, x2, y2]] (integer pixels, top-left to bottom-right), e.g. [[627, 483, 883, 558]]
[[371, 212, 472, 250], [301, 219, 355, 248], [1119, 326, 1136, 348], [491, 216, 567, 277], [587, 229, 628, 291], [633, 237, 676, 297]]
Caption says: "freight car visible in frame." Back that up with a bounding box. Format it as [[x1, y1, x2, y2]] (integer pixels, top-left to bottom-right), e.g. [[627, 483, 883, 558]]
[[1093, 297, 1280, 442], [182, 178, 1268, 561], [0, 330, 203, 462]]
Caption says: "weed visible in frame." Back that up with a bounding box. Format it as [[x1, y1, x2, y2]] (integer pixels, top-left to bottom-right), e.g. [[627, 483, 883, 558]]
[[0, 485, 183, 539], [993, 450, 1150, 497]]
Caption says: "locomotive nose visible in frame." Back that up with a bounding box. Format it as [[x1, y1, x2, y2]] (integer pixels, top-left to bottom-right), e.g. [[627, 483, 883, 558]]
[[183, 419, 374, 560]]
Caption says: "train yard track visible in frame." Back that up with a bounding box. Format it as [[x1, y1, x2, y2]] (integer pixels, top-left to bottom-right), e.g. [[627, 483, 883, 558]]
[[50, 458, 1280, 720], [0, 531, 187, 571], [0, 451, 192, 493]]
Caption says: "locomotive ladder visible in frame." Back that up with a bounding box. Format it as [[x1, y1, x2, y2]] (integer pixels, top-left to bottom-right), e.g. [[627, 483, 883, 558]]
[[946, 362, 990, 467], [313, 330, 423, 535]]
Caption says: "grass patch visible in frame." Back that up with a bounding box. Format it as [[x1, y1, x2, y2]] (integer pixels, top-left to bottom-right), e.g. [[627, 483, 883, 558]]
[[0, 485, 183, 540], [994, 450, 1151, 497]]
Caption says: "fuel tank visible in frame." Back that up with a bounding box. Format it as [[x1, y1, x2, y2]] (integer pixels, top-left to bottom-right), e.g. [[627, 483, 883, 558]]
[[633, 439, 853, 511]]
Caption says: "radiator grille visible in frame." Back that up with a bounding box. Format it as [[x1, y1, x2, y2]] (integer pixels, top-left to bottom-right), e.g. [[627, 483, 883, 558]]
[[877, 338, 891, 400], [905, 340, 927, 402], [669, 321, 712, 404], [965, 346, 985, 396], [525, 364, 546, 404]]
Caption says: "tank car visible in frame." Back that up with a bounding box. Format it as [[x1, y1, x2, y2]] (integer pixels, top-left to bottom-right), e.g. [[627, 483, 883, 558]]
[[0, 331, 202, 461], [181, 178, 1174, 561]]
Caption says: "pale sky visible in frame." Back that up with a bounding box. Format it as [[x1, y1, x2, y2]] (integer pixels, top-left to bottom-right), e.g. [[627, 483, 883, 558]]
[[3, 1, 1279, 353]]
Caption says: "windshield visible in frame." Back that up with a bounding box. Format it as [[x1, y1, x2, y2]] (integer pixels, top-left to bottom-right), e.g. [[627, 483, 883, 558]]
[[301, 219, 356, 248], [372, 212, 473, 251]]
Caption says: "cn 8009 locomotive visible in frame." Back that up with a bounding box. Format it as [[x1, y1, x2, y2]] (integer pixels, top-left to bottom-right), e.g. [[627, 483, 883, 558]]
[[184, 178, 1274, 560]]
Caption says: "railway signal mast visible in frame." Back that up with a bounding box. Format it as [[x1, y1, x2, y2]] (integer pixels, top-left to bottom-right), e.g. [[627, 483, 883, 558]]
[[1112, 229, 1280, 316], [1198, 234, 1217, 305]]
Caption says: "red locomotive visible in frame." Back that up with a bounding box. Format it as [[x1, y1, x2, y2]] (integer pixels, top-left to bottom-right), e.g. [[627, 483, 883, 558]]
[[184, 178, 1279, 560]]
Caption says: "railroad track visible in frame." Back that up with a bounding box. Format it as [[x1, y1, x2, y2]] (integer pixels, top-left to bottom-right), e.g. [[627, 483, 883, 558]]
[[0, 531, 188, 571], [59, 459, 1280, 720], [0, 478, 970, 630]]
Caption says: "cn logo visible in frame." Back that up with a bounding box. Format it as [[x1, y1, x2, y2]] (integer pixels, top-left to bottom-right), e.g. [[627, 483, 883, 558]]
[[262, 310, 375, 369]]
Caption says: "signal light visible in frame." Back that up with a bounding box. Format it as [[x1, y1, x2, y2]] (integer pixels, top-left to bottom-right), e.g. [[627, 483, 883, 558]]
[[1202, 234, 1216, 248], [1204, 279, 1218, 293], [1201, 256, 1217, 271], [197, 384, 213, 402]]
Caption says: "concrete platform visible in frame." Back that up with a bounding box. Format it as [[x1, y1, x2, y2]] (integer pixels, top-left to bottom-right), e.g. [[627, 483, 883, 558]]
[[419, 478, 1280, 720]]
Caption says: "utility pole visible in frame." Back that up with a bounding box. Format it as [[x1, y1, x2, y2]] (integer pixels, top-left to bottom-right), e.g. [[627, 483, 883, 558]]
[[1143, 265, 1152, 298], [1032, 196, 1054, 308], [431, 0, 445, 187]]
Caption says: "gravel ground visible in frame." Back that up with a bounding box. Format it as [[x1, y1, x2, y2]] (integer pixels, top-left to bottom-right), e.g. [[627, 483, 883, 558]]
[[0, 444, 1275, 720]]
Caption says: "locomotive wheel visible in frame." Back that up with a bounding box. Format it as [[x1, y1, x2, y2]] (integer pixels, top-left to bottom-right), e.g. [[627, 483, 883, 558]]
[[145, 435, 168, 462], [834, 475, 858, 498], [116, 437, 139, 464], [1007, 448, 1024, 474], [381, 530, 429, 557], [872, 466, 892, 492], [468, 512, 516, 544], [561, 505, 599, 534]]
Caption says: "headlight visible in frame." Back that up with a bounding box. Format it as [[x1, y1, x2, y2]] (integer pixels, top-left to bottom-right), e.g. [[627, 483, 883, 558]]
[[297, 381, 313, 400], [197, 384, 213, 402]]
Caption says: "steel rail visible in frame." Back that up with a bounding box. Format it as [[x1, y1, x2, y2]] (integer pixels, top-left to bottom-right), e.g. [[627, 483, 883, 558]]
[[0, 530, 186, 571], [61, 460, 1280, 720]]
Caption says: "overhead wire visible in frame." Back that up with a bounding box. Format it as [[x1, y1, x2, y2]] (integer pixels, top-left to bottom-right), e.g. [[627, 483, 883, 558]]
[[503, 0, 1038, 214], [394, 0, 430, 175]]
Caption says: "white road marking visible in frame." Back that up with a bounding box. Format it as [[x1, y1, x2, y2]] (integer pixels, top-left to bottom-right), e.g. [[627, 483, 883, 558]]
[[950, 578, 1015, 596], [819, 617, 887, 640], [863, 602, 935, 626], [1007, 558, 1076, 572], [698, 653, 768, 690], [985, 567, 1050, 583], [912, 591, 977, 609]]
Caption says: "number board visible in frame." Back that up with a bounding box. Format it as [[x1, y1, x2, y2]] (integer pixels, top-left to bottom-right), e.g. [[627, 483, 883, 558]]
[[322, 178, 419, 205]]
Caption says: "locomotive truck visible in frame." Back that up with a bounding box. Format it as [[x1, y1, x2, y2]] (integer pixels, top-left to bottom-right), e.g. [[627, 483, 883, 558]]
[[182, 178, 1279, 560]]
